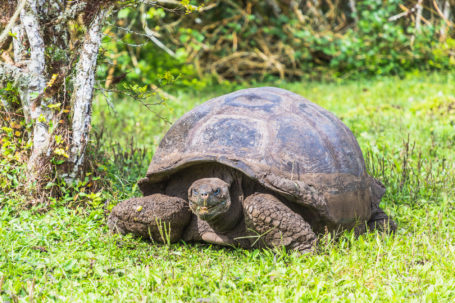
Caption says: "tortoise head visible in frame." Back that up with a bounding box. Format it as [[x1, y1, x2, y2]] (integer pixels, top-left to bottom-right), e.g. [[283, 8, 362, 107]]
[[188, 178, 231, 221]]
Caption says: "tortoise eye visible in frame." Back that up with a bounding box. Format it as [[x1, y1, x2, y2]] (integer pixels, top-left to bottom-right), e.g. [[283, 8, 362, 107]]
[[214, 188, 221, 195], [192, 189, 198, 196]]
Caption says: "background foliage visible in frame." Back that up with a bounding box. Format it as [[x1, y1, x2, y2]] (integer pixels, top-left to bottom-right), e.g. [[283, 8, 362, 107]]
[[98, 0, 455, 88]]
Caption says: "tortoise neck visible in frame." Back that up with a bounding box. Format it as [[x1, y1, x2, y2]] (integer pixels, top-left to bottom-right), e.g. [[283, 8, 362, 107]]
[[206, 196, 243, 232], [206, 177, 244, 232]]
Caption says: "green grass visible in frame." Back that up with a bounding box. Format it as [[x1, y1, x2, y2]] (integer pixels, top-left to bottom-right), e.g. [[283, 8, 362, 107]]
[[1, 72, 455, 301]]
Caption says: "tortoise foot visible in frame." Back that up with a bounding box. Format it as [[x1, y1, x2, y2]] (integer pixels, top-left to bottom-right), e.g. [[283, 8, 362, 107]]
[[367, 207, 397, 234], [243, 193, 317, 253], [108, 194, 191, 243]]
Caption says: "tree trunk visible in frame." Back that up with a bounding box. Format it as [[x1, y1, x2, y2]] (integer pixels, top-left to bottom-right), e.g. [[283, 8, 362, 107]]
[[438, 0, 451, 41], [0, 0, 113, 194], [20, 0, 54, 181], [67, 8, 108, 182]]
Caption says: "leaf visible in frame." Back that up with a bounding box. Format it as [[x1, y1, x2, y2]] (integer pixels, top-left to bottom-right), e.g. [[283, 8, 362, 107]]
[[117, 8, 130, 19], [47, 74, 58, 87], [37, 115, 47, 123], [54, 135, 63, 145], [54, 148, 69, 158], [1, 127, 13, 133], [47, 103, 61, 110]]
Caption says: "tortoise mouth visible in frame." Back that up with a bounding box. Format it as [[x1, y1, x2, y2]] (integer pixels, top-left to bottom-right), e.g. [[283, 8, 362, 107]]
[[190, 200, 229, 220]]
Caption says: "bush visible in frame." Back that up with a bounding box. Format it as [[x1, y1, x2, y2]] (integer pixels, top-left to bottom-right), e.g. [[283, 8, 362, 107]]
[[98, 0, 455, 84]]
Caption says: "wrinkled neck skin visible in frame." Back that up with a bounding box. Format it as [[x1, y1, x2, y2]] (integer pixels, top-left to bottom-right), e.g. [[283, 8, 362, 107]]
[[205, 177, 244, 233]]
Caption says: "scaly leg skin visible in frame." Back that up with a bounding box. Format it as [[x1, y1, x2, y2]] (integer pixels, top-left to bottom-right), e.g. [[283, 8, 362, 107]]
[[108, 194, 191, 243], [243, 193, 317, 253], [183, 215, 251, 248], [367, 207, 397, 233], [183, 216, 234, 246]]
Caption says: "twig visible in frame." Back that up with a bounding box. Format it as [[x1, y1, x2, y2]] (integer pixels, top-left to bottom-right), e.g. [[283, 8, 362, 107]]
[[415, 0, 423, 33], [107, 34, 149, 47], [96, 83, 117, 113], [348, 0, 358, 25], [140, 4, 176, 57], [433, 0, 452, 26], [0, 110, 25, 117], [388, 3, 419, 22], [437, 0, 451, 40], [95, 86, 171, 123], [106, 22, 162, 39], [107, 13, 177, 57], [0, 0, 27, 49], [96, 86, 169, 106], [290, 0, 305, 23], [0, 96, 12, 115]]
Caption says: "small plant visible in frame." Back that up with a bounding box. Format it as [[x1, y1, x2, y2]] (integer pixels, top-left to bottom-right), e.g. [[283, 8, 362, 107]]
[[153, 218, 172, 246]]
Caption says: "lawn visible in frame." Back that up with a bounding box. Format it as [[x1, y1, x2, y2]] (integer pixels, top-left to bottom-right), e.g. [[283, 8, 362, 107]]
[[1, 73, 454, 302]]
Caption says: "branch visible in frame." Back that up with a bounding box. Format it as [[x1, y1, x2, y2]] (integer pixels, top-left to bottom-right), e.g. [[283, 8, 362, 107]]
[[0, 62, 32, 87], [388, 3, 419, 22], [433, 0, 453, 26], [106, 19, 176, 56], [266, 0, 281, 17], [0, 97, 12, 114], [21, 0, 45, 86], [348, 0, 358, 24], [48, 1, 87, 26], [438, 0, 451, 40], [415, 0, 423, 32], [140, 4, 176, 57], [96, 86, 171, 123], [0, 0, 27, 49], [20, 0, 46, 123], [12, 24, 27, 64]]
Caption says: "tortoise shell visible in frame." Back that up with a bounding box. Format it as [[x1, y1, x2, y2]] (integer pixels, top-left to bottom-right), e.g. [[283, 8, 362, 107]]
[[139, 87, 376, 226]]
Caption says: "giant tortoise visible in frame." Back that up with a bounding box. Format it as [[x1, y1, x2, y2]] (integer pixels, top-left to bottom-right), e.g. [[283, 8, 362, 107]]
[[108, 87, 396, 252]]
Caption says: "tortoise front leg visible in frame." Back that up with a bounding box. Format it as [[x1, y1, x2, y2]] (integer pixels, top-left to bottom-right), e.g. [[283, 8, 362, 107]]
[[367, 207, 397, 233], [243, 193, 317, 253], [108, 194, 191, 243]]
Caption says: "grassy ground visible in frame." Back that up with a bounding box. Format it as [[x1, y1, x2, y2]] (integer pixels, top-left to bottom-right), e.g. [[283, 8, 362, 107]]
[[1, 73, 454, 302]]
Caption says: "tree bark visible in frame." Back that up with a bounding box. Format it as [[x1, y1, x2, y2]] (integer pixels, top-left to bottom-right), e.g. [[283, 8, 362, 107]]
[[68, 8, 108, 182], [415, 0, 423, 32], [348, 0, 358, 26], [438, 0, 451, 41], [20, 0, 55, 179], [0, 0, 113, 194]]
